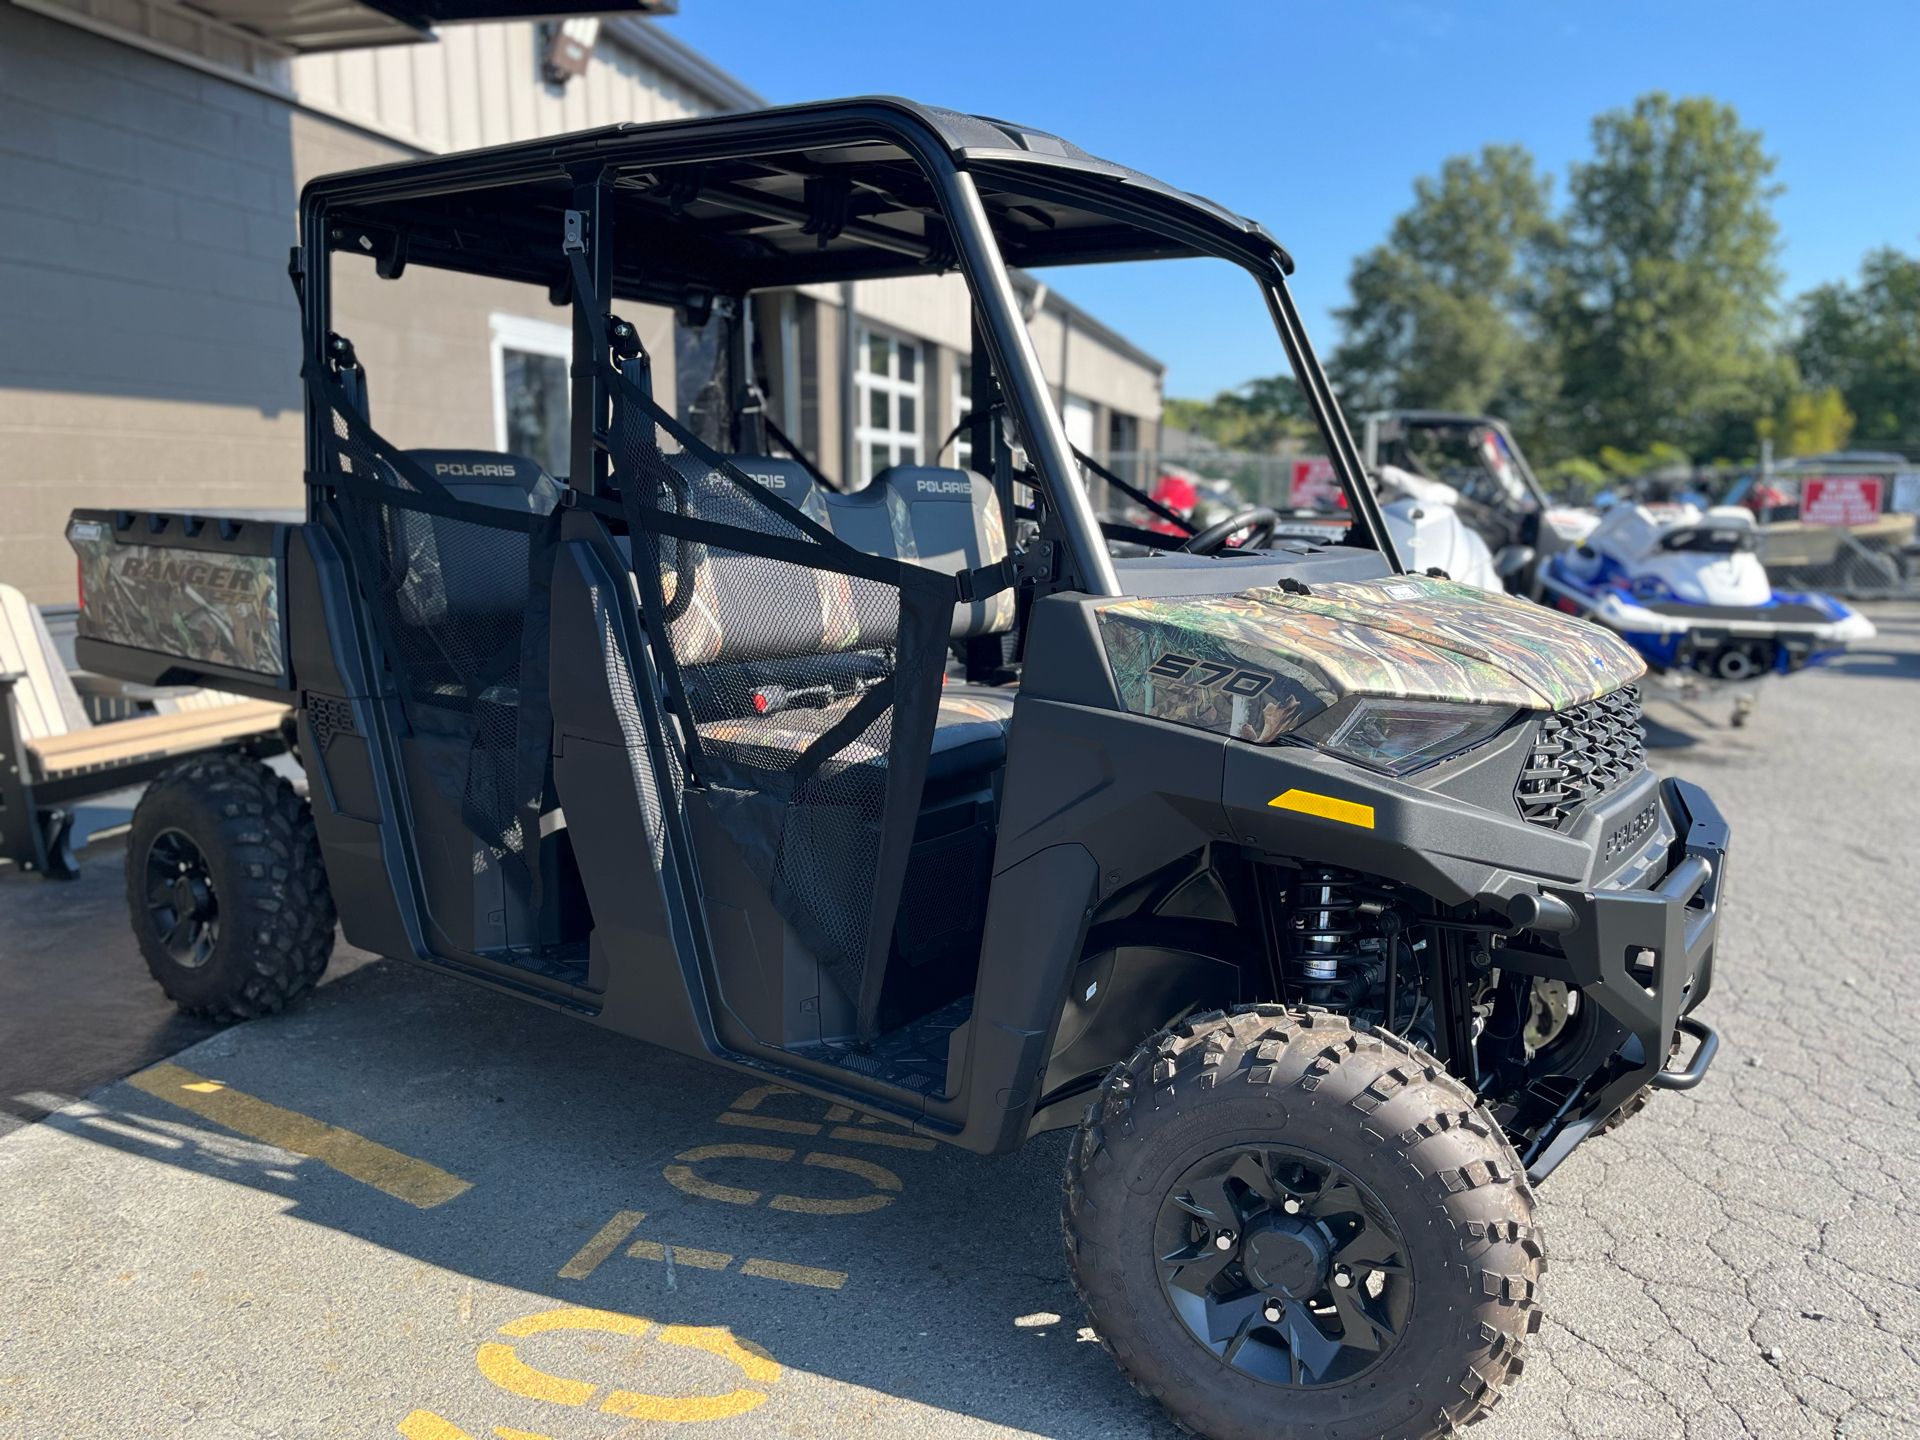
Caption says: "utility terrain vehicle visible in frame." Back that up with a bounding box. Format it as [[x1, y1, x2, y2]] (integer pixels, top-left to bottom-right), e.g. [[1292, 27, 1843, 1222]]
[[72, 100, 1725, 1440]]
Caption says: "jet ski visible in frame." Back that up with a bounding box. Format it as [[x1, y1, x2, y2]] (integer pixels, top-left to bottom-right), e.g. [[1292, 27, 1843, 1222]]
[[1261, 463, 1508, 591], [1541, 501, 1875, 682], [1376, 464, 1505, 590]]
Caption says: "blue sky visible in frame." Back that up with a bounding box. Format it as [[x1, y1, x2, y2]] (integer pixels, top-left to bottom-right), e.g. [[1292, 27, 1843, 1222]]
[[665, 1, 1920, 402]]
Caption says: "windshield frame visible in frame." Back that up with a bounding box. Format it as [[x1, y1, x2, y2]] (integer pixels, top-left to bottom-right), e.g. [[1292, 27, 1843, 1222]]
[[961, 157, 1401, 583]]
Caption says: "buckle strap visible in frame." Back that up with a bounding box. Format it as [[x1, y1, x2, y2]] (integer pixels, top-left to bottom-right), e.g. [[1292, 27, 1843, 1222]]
[[954, 555, 1018, 604]]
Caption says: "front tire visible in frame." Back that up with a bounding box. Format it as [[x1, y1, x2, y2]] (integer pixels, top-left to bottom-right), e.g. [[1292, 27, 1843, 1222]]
[[127, 755, 336, 1021], [1064, 1007, 1543, 1440]]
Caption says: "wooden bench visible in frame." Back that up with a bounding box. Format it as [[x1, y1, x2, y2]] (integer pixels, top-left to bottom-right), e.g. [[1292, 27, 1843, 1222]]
[[0, 583, 289, 877]]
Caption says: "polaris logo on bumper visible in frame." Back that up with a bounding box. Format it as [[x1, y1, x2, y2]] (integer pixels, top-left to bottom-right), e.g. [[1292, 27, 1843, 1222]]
[[1605, 801, 1660, 860]]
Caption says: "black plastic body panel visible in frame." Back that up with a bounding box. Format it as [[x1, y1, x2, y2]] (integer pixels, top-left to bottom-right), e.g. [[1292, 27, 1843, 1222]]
[[287, 523, 415, 963]]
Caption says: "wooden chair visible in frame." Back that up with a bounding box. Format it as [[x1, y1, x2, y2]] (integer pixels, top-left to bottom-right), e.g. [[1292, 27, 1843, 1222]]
[[0, 583, 289, 877]]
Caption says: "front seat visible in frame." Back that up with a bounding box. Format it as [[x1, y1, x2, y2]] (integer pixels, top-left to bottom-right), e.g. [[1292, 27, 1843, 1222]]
[[684, 460, 1019, 799]]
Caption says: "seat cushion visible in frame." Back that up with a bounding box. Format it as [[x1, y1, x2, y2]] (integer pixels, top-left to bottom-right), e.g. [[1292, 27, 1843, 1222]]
[[694, 682, 1016, 789]]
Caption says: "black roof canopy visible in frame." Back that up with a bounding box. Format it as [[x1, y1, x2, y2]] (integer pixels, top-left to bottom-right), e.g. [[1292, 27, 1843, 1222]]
[[308, 97, 1291, 305]]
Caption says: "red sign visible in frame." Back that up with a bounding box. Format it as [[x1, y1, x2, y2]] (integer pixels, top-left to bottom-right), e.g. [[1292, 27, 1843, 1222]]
[[1290, 457, 1343, 510], [1799, 475, 1883, 527]]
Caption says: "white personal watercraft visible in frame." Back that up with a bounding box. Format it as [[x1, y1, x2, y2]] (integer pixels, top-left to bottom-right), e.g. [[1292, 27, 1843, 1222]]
[[1541, 501, 1876, 681]]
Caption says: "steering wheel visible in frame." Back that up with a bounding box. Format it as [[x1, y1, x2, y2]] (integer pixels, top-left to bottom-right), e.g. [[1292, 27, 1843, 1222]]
[[1179, 506, 1281, 555]]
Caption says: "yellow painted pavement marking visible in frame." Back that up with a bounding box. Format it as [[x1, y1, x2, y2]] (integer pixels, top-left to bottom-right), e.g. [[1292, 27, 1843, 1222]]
[[477, 1308, 652, 1408], [716, 1110, 821, 1136], [628, 1240, 733, 1270], [474, 1343, 597, 1408], [470, 1307, 780, 1426], [396, 1411, 553, 1440], [738, 1257, 847, 1291], [662, 1142, 792, 1205], [129, 1063, 470, 1209], [768, 1151, 902, 1215], [557, 1211, 855, 1292], [599, 1325, 780, 1423], [499, 1307, 655, 1342], [556, 1210, 646, 1280], [725, 1084, 932, 1148]]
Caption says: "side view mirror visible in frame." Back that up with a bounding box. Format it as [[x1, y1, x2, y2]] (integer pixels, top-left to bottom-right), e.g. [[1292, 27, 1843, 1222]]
[[1494, 544, 1536, 579]]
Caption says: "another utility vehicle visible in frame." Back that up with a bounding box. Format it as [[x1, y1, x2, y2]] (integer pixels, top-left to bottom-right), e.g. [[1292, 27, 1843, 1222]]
[[71, 101, 1723, 1440]]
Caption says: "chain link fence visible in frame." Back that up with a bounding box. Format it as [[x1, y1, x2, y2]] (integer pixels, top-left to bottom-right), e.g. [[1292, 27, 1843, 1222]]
[[1096, 448, 1317, 513], [1741, 461, 1919, 599]]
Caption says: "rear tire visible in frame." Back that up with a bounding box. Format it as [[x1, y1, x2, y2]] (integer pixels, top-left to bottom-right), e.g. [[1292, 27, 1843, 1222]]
[[126, 755, 335, 1021], [1064, 1007, 1543, 1440]]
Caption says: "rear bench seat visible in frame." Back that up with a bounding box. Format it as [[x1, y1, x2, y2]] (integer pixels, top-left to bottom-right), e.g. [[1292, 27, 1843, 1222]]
[[380, 446, 1016, 786]]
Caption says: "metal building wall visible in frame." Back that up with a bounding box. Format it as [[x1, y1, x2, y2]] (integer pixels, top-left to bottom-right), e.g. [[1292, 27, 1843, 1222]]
[[0, 6, 713, 603]]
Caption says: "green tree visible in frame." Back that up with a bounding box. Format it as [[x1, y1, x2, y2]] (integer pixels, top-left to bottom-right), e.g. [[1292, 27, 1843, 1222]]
[[1164, 374, 1312, 450], [1758, 385, 1856, 457], [1792, 247, 1920, 451], [1330, 146, 1558, 419], [1537, 93, 1783, 458]]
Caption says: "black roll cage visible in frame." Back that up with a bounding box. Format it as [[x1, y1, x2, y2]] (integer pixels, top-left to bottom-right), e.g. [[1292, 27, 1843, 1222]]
[[295, 95, 1399, 599]]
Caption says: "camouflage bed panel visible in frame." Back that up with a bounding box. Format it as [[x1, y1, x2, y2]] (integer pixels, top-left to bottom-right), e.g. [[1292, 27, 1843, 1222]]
[[67, 521, 283, 676]]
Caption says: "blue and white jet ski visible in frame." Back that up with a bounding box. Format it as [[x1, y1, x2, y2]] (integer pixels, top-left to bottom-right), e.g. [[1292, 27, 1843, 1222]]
[[1541, 501, 1874, 682]]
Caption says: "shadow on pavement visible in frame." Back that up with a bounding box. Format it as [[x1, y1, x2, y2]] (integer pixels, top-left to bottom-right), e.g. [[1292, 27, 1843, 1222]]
[[35, 957, 1176, 1438]]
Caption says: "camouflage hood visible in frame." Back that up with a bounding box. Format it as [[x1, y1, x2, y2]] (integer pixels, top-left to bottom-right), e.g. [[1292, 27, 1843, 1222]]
[[1098, 574, 1645, 745]]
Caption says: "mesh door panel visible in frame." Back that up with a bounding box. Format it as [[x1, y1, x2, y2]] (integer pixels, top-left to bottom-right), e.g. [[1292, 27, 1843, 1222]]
[[605, 375, 947, 1024], [320, 404, 553, 872]]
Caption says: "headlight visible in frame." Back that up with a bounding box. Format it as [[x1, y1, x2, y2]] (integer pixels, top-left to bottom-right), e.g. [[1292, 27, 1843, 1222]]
[[1299, 697, 1516, 776]]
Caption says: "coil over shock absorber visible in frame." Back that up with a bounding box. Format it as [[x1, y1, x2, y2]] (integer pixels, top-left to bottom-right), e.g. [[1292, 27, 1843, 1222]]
[[1285, 868, 1365, 1002]]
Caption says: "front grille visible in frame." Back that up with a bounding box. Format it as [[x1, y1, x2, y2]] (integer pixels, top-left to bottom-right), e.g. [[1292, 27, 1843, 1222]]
[[1515, 685, 1646, 827]]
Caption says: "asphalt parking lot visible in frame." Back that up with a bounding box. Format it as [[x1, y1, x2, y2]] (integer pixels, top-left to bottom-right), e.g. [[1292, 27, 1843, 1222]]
[[2, 605, 1917, 1440]]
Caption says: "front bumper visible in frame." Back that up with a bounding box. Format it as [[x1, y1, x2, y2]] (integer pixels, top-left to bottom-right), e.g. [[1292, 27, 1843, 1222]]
[[1513, 776, 1727, 1179]]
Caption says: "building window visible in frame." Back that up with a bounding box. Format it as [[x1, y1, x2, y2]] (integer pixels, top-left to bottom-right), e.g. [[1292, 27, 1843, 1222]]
[[1108, 411, 1141, 484], [490, 313, 571, 477], [855, 327, 923, 483], [676, 311, 734, 450], [952, 361, 974, 470]]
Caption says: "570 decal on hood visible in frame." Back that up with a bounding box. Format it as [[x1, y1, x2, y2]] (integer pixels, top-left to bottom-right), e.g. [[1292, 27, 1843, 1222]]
[[1099, 573, 1645, 745]]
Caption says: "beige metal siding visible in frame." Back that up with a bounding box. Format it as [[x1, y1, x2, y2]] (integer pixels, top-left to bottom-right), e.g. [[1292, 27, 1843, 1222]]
[[1065, 321, 1161, 421], [299, 116, 679, 457], [848, 274, 972, 355], [291, 22, 712, 156]]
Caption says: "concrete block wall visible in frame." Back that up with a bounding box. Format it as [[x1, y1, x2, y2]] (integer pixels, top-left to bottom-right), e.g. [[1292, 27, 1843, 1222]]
[[0, 3, 305, 603], [0, 6, 679, 603]]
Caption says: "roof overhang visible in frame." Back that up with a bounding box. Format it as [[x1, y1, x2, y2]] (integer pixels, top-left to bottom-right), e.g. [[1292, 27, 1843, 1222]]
[[178, 0, 680, 53]]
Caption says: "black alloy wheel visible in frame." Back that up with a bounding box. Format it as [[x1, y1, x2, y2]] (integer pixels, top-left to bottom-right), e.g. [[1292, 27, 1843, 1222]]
[[142, 827, 220, 969], [1155, 1144, 1410, 1388]]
